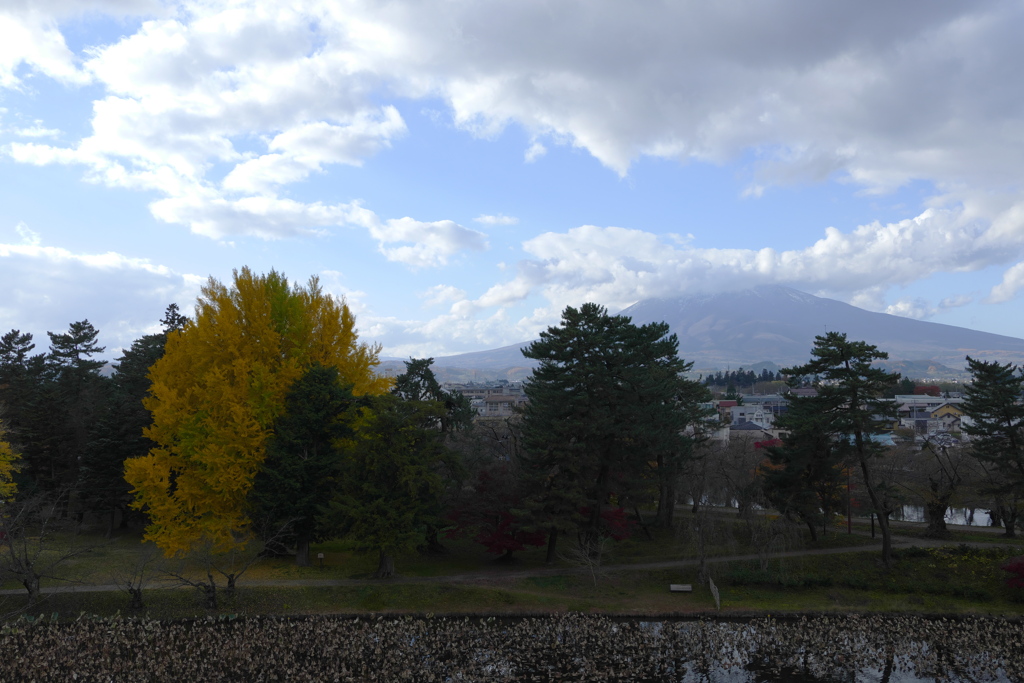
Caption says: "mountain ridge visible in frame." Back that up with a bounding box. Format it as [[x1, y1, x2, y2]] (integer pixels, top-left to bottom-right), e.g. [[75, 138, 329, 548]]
[[419, 286, 1024, 379]]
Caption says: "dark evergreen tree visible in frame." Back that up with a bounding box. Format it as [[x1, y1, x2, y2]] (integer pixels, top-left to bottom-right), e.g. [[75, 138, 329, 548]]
[[762, 391, 845, 541], [392, 357, 473, 434], [78, 332, 166, 534], [391, 357, 471, 554], [518, 303, 697, 562], [250, 364, 356, 565], [0, 330, 40, 467], [325, 392, 453, 578], [783, 332, 900, 567], [47, 320, 106, 378], [12, 321, 110, 493], [79, 305, 187, 531], [0, 329, 36, 381], [651, 372, 714, 529], [962, 356, 1024, 537], [160, 303, 188, 332]]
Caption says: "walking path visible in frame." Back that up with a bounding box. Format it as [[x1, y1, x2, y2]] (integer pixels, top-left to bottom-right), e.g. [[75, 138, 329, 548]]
[[3, 525, 1018, 597]]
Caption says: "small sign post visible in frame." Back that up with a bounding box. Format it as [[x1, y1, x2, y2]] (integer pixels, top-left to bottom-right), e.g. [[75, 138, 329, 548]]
[[317, 552, 324, 569]]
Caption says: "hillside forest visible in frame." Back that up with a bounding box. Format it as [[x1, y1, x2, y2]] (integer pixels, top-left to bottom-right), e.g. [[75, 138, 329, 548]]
[[1, 267, 1023, 603]]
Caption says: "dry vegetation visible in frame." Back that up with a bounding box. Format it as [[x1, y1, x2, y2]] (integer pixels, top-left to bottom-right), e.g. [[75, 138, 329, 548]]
[[1, 612, 1022, 681]]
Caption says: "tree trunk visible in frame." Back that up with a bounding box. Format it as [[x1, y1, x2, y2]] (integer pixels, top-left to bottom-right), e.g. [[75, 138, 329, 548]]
[[128, 587, 144, 610], [295, 537, 311, 567], [805, 517, 818, 543], [655, 482, 675, 528], [695, 517, 710, 583], [633, 505, 654, 540], [374, 550, 395, 578], [422, 524, 449, 555], [857, 456, 893, 569], [545, 527, 559, 564], [22, 576, 40, 605], [588, 464, 610, 538], [1004, 508, 1018, 538], [738, 494, 754, 520], [203, 583, 217, 609], [925, 501, 950, 538]]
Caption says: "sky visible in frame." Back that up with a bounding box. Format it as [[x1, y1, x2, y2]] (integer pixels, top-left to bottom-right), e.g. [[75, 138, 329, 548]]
[[2, 0, 1024, 362]]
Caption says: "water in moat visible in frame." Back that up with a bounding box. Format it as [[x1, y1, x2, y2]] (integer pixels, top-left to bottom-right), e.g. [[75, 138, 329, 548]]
[[894, 505, 993, 528]]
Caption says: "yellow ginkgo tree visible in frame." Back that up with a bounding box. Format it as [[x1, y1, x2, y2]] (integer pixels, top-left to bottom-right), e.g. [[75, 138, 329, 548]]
[[124, 267, 390, 557], [0, 423, 20, 501]]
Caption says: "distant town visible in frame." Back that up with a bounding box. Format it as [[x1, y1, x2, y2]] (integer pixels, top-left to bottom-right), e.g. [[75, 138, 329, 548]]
[[442, 378, 971, 447]]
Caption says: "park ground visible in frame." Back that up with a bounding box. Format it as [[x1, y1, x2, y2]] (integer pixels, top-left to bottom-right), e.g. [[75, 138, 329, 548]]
[[2, 509, 1023, 623]]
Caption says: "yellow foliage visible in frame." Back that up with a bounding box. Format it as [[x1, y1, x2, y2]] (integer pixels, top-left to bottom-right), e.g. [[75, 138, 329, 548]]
[[124, 267, 389, 557], [0, 425, 20, 501]]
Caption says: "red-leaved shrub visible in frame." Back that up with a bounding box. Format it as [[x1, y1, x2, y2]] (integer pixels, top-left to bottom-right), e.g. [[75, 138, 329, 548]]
[[1001, 556, 1024, 589]]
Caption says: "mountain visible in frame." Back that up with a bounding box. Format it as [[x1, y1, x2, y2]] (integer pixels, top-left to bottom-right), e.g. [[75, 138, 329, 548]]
[[430, 341, 536, 371], [619, 286, 1024, 370], [427, 286, 1024, 378], [379, 353, 535, 383]]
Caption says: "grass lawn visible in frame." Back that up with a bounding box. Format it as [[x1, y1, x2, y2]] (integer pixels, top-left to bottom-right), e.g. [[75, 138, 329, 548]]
[[884, 522, 1024, 545], [3, 511, 1024, 622]]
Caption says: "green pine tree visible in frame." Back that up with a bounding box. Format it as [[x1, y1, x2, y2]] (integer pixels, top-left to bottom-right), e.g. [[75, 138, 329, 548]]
[[783, 332, 900, 568], [325, 385, 456, 578], [762, 390, 846, 541], [962, 356, 1024, 537], [79, 331, 165, 534], [518, 303, 699, 561], [250, 363, 357, 564]]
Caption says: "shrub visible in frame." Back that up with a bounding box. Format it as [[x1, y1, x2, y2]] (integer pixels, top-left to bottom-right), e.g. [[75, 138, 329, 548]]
[[1001, 556, 1024, 589]]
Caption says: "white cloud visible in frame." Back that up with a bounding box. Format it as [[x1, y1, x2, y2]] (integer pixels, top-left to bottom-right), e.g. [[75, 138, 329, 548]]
[[524, 141, 546, 163], [938, 294, 972, 310], [15, 222, 41, 246], [990, 262, 1024, 303], [223, 109, 407, 194], [421, 284, 466, 306], [473, 214, 519, 226], [446, 205, 1022, 334], [7, 1, 1024, 257], [148, 191, 345, 240], [0, 1, 162, 89], [315, 270, 371, 322], [345, 204, 488, 268], [0, 236, 202, 356], [884, 299, 934, 320], [13, 123, 61, 138], [5, 1, 1024, 351], [0, 9, 87, 89], [363, 200, 1023, 353], [3, 4, 407, 242]]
